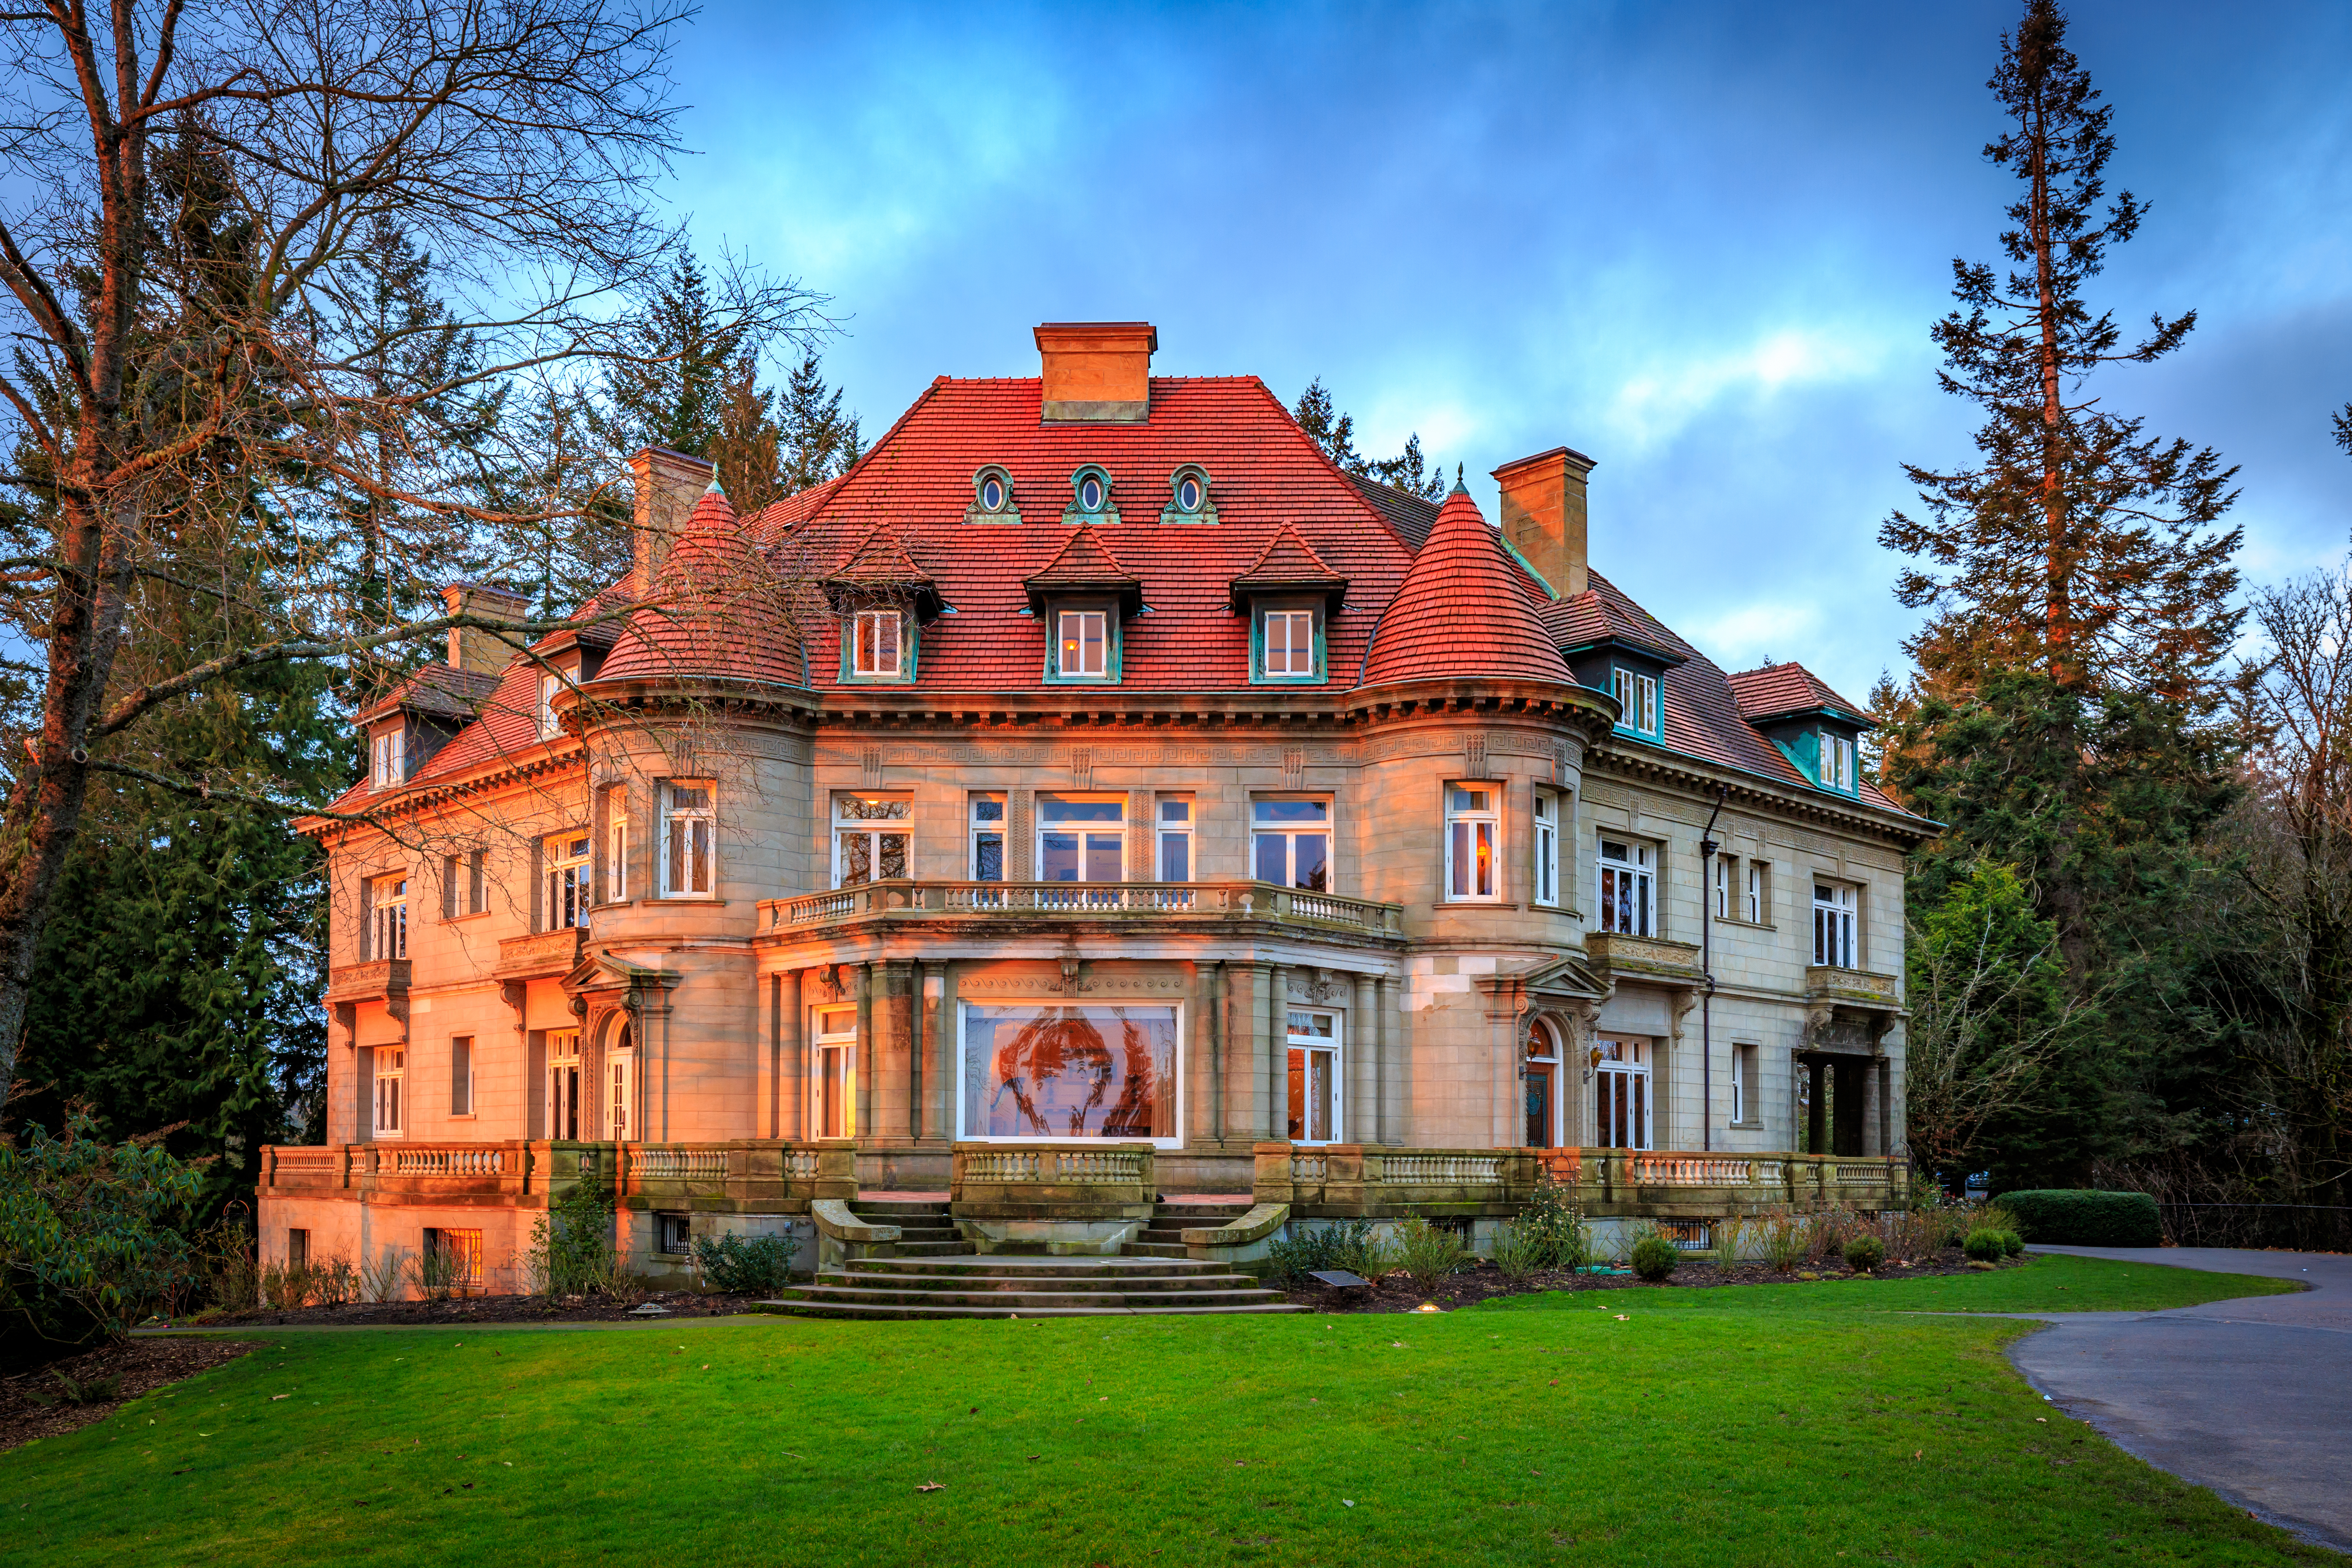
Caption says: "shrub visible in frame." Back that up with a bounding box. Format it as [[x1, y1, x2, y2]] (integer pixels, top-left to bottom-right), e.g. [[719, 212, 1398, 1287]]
[[1629, 1235, 1679, 1281], [1755, 1206, 1810, 1272], [310, 1258, 359, 1307], [1801, 1205, 1871, 1269], [260, 1261, 313, 1310], [1394, 1216, 1469, 1281], [359, 1245, 407, 1303], [1996, 1189, 2161, 1247], [693, 1232, 798, 1294], [1891, 1203, 1956, 1262], [1267, 1218, 1383, 1285], [1517, 1169, 1592, 1270], [1998, 1229, 2024, 1257], [0, 1110, 203, 1371], [1488, 1220, 1547, 1282], [526, 1178, 617, 1296], [410, 1242, 472, 1301], [1843, 1235, 1886, 1273], [1962, 1228, 2005, 1263]]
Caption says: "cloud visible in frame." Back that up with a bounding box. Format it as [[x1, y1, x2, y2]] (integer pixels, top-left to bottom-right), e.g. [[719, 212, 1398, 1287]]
[[1692, 599, 1825, 673], [1603, 327, 1895, 453]]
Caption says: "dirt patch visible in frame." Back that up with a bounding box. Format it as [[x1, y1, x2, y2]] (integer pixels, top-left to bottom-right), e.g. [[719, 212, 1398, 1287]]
[[1285, 1244, 1999, 1312], [0, 1337, 256, 1452], [177, 1288, 770, 1331]]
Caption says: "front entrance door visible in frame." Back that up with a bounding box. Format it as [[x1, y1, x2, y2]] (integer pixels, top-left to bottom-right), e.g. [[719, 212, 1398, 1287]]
[[547, 1028, 581, 1141]]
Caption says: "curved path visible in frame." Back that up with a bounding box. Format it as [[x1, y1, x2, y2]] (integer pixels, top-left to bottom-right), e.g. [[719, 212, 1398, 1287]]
[[2005, 1246, 2352, 1555]]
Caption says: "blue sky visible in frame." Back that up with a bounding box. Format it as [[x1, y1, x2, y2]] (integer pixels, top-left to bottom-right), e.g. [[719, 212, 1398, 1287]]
[[661, 1, 2352, 703]]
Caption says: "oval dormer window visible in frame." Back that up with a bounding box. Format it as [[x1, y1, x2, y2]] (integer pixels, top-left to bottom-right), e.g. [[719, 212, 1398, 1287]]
[[981, 475, 1005, 511], [1079, 474, 1104, 511], [1176, 474, 1201, 511]]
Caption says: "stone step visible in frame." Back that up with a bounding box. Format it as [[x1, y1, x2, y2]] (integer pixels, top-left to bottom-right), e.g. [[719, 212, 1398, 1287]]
[[758, 1299, 1309, 1321], [850, 1204, 951, 1219], [847, 1255, 1229, 1279], [817, 1268, 1263, 1296], [1122, 1241, 1189, 1259], [799, 1285, 1290, 1311], [893, 1241, 975, 1257]]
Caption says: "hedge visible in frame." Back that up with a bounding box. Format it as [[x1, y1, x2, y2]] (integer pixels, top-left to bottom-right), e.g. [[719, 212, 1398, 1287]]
[[1996, 1189, 2162, 1247]]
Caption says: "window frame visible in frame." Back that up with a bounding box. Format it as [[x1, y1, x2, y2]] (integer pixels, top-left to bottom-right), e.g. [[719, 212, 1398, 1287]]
[[1595, 834, 1656, 938], [656, 1213, 693, 1256], [1065, 463, 1117, 524], [1443, 783, 1503, 903], [810, 1006, 857, 1140], [1611, 666, 1662, 740], [546, 1027, 582, 1141], [969, 464, 1017, 521], [537, 670, 564, 742], [658, 780, 717, 898], [604, 788, 629, 903], [1156, 795, 1194, 883], [968, 792, 1007, 882], [369, 872, 408, 960], [1036, 793, 1126, 884], [544, 830, 591, 931], [831, 792, 913, 889], [1531, 788, 1562, 909], [1713, 853, 1733, 920], [1592, 1036, 1653, 1150], [1812, 879, 1858, 968], [441, 848, 487, 919], [1253, 599, 1325, 684], [450, 1035, 474, 1118], [956, 999, 1184, 1147], [1161, 462, 1217, 524], [370, 727, 405, 789], [1285, 1008, 1343, 1144], [1048, 604, 1117, 683], [372, 1046, 406, 1138], [844, 606, 914, 683], [1818, 729, 1857, 794], [1250, 795, 1334, 892], [1746, 859, 1767, 924], [1731, 1041, 1760, 1127]]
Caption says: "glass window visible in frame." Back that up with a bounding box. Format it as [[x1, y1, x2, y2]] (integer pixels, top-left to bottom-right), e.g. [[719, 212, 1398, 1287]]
[[1813, 882, 1857, 968], [1157, 796, 1193, 882], [546, 1028, 581, 1141], [969, 793, 1005, 882], [961, 1002, 1179, 1141], [662, 782, 715, 896], [833, 794, 909, 887], [371, 728, 404, 788], [605, 789, 628, 902], [978, 472, 1007, 512], [545, 832, 590, 931], [1252, 797, 1330, 891], [608, 1047, 634, 1141], [1285, 1009, 1341, 1143], [1820, 731, 1856, 792], [372, 1047, 405, 1138], [1732, 1042, 1758, 1126], [441, 849, 487, 919], [1057, 610, 1108, 678], [1262, 610, 1316, 678], [1596, 836, 1654, 937], [1078, 473, 1104, 511], [1177, 474, 1202, 511], [1444, 785, 1500, 901], [1532, 790, 1560, 908], [1746, 860, 1766, 924], [450, 1036, 473, 1117], [811, 1007, 856, 1139], [370, 874, 408, 960], [1038, 794, 1123, 883], [657, 1213, 692, 1255], [423, 1228, 483, 1291], [1713, 854, 1732, 920], [852, 609, 903, 677], [1594, 1037, 1651, 1150], [1612, 668, 1660, 736], [538, 671, 562, 741]]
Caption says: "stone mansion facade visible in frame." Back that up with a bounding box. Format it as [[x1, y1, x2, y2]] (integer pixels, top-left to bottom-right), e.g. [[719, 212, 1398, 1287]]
[[265, 321, 1931, 1290]]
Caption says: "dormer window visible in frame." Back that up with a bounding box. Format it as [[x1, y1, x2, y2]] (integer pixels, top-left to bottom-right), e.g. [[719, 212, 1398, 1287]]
[[1819, 730, 1857, 794], [1056, 608, 1111, 679], [370, 728, 405, 789], [1062, 464, 1119, 525], [1162, 463, 1218, 524], [1254, 602, 1325, 684], [537, 670, 564, 741], [845, 607, 912, 682], [968, 466, 1018, 523], [1612, 668, 1662, 740]]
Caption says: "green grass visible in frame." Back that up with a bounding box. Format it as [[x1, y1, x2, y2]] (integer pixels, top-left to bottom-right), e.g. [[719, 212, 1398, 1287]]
[[1477, 1251, 2304, 1316], [0, 1258, 2325, 1567]]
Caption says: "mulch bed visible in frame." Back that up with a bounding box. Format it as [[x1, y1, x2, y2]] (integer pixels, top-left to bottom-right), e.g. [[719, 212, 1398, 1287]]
[[0, 1338, 256, 1452], [176, 1288, 771, 1331], [1285, 1245, 1995, 1312]]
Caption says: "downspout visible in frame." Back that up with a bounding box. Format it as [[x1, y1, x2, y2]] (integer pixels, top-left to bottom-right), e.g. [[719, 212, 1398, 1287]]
[[1698, 784, 1728, 1154]]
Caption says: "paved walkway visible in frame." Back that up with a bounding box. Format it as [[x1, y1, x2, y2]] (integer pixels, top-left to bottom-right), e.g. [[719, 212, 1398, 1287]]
[[2005, 1246, 2352, 1555]]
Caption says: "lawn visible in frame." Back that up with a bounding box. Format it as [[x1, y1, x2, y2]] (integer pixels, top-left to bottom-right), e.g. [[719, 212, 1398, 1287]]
[[0, 1255, 2323, 1567]]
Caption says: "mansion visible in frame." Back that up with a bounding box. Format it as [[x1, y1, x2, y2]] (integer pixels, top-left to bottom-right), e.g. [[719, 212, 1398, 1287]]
[[265, 322, 1931, 1295]]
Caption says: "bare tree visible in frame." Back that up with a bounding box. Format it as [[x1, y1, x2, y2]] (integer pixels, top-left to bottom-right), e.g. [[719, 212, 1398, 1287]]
[[0, 0, 826, 1111]]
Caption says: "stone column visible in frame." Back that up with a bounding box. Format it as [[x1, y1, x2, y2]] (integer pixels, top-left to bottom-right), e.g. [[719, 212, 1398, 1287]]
[[909, 958, 926, 1140], [855, 962, 875, 1141], [1208, 961, 1227, 1143], [1009, 788, 1035, 880], [1350, 972, 1375, 1147], [1374, 976, 1396, 1145], [927, 961, 954, 1145], [1264, 962, 1287, 1139], [780, 970, 804, 1142], [870, 960, 914, 1145], [1860, 1054, 1883, 1158], [1127, 788, 1153, 880]]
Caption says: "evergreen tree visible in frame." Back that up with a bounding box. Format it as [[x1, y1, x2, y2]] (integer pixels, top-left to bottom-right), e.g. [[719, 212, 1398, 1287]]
[[777, 352, 864, 495], [1291, 379, 1444, 500], [605, 251, 753, 458]]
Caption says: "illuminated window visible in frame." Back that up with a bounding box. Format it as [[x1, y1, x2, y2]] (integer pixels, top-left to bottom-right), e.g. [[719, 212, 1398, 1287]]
[[1444, 785, 1500, 902], [660, 782, 715, 896], [833, 794, 910, 887], [1057, 610, 1108, 678], [1596, 837, 1654, 937]]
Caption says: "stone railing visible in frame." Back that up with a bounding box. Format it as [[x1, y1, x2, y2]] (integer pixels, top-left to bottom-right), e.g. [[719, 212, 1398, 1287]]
[[258, 1139, 858, 1212], [1256, 1142, 1910, 1217], [1804, 966, 1903, 1009], [617, 1140, 857, 1209], [497, 927, 585, 978], [1581, 932, 1705, 982], [760, 880, 1404, 939], [949, 1141, 1156, 1221]]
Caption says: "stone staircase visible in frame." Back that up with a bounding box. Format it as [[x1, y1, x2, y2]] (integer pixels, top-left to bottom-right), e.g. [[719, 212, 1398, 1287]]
[[763, 1196, 1300, 1320]]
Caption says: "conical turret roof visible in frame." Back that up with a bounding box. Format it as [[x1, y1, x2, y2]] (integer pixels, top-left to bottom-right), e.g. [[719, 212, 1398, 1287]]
[[594, 483, 808, 688], [1359, 483, 1571, 687]]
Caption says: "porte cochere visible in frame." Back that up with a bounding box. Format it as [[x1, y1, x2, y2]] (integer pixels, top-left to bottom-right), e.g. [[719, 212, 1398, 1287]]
[[265, 322, 1928, 1295]]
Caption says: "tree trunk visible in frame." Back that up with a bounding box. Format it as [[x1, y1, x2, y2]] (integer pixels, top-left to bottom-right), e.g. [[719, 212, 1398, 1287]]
[[2027, 87, 2074, 690]]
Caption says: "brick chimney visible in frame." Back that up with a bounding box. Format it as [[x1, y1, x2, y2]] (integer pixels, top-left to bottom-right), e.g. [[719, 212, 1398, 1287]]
[[629, 445, 717, 585], [1491, 445, 1597, 599], [1035, 321, 1156, 423], [441, 583, 530, 674]]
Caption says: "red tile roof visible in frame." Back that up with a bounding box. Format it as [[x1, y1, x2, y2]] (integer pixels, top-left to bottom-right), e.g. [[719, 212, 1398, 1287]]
[[352, 663, 501, 726], [1228, 521, 1349, 610], [594, 484, 809, 689], [1020, 525, 1144, 613], [1539, 587, 1686, 664], [1726, 662, 1874, 725], [1361, 486, 1572, 687]]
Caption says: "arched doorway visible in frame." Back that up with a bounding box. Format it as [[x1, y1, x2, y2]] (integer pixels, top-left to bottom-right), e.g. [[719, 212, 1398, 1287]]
[[601, 1013, 637, 1143], [1523, 1017, 1564, 1148]]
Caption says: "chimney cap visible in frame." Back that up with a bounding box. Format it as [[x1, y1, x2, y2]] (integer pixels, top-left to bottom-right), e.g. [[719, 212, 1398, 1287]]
[[1490, 445, 1598, 483], [1034, 321, 1158, 350]]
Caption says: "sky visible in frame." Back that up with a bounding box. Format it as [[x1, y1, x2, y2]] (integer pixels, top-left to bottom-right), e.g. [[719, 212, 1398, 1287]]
[[657, 0, 2352, 704]]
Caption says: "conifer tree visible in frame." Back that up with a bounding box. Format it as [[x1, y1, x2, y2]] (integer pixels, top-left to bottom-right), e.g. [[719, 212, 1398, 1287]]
[[1292, 379, 1444, 500], [605, 252, 751, 458], [777, 352, 864, 495], [1880, 0, 2241, 701]]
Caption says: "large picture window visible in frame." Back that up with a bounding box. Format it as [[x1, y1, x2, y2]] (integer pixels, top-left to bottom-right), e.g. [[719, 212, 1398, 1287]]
[[1038, 795, 1123, 882], [961, 1003, 1179, 1143], [833, 794, 910, 887], [1444, 785, 1500, 901], [1596, 836, 1654, 937], [1286, 1010, 1341, 1143], [1252, 797, 1330, 891]]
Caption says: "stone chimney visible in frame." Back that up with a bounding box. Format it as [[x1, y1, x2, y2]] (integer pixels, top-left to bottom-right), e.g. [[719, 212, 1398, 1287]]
[[1491, 445, 1597, 599], [1035, 321, 1156, 423], [629, 445, 717, 585], [441, 583, 530, 674]]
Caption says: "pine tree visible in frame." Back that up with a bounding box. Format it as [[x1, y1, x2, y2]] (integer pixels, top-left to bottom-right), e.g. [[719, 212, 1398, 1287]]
[[777, 352, 863, 495], [605, 251, 752, 458], [1879, 0, 2241, 702], [1292, 379, 1445, 500]]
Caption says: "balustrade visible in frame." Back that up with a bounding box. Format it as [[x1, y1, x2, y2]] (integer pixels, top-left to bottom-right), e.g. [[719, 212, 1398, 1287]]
[[760, 880, 1401, 937]]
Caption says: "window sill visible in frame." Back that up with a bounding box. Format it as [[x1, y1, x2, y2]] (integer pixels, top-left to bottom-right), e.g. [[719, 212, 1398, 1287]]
[[447, 1113, 475, 1122], [444, 910, 492, 924], [1434, 901, 1520, 911], [1713, 917, 1776, 931], [1728, 1119, 1764, 1132], [651, 1251, 690, 1263], [650, 896, 728, 906]]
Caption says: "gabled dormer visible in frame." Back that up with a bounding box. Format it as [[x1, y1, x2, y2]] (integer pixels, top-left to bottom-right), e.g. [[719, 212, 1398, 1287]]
[[822, 526, 945, 684], [1728, 662, 1876, 798], [354, 583, 520, 789], [1023, 527, 1144, 684], [1546, 591, 1685, 746], [1229, 523, 1347, 685]]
